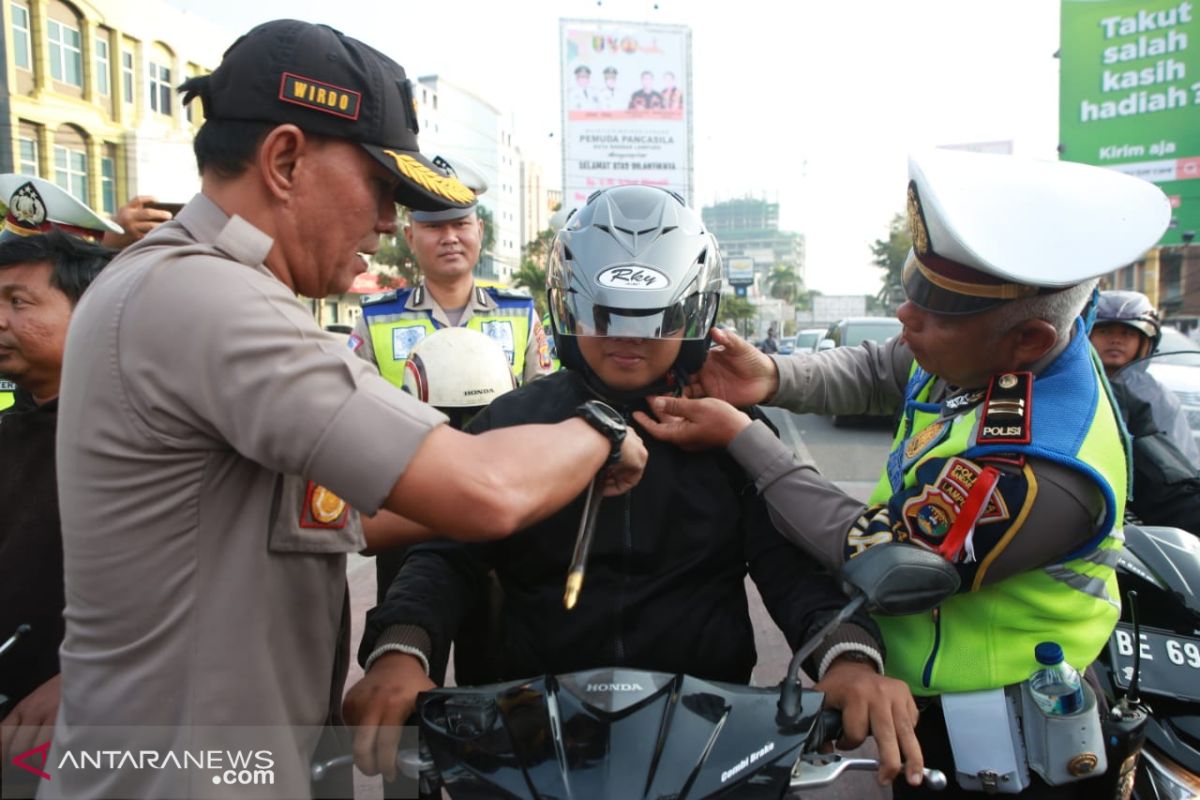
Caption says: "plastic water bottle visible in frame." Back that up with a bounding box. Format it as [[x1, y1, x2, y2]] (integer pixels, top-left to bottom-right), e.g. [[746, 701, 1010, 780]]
[[1029, 641, 1085, 716]]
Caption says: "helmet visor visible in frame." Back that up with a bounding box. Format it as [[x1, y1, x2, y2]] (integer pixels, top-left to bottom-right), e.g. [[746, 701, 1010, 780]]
[[550, 287, 717, 340]]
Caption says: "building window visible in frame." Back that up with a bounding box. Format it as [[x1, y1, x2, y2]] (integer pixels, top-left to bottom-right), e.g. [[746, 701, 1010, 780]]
[[48, 19, 84, 87], [54, 145, 88, 204], [101, 155, 116, 214], [94, 36, 110, 96], [121, 50, 134, 103], [148, 61, 171, 115], [11, 4, 31, 69], [18, 137, 38, 176]]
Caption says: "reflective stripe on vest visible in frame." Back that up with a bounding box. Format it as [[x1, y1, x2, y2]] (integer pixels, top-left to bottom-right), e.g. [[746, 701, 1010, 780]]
[[870, 322, 1127, 695]]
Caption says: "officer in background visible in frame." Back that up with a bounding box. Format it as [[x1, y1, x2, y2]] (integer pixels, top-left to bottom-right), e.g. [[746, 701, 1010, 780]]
[[352, 154, 553, 601], [0, 176, 170, 414], [0, 175, 123, 419], [637, 150, 1170, 797], [0, 179, 117, 795]]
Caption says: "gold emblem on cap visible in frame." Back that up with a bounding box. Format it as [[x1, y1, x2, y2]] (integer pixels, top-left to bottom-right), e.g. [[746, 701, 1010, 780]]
[[998, 374, 1018, 389], [310, 485, 346, 524], [382, 151, 476, 204], [907, 183, 930, 256]]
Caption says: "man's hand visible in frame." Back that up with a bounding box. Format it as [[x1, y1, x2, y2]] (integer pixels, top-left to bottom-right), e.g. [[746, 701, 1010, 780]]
[[101, 196, 174, 249], [815, 659, 925, 787], [689, 327, 780, 406], [633, 395, 752, 451], [0, 673, 60, 761], [602, 426, 647, 497], [342, 654, 434, 780]]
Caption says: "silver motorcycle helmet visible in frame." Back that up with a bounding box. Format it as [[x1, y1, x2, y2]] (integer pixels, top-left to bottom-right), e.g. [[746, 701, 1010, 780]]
[[1094, 290, 1162, 353], [547, 185, 722, 375]]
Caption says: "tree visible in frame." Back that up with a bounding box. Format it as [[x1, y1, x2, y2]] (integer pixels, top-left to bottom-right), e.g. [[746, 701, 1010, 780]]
[[476, 205, 496, 255], [720, 294, 756, 337], [766, 264, 801, 305], [512, 226, 559, 318], [870, 212, 911, 312], [374, 206, 418, 287]]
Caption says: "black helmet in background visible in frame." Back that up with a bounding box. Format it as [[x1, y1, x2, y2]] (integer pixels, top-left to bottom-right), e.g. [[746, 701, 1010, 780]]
[[1094, 290, 1162, 355], [547, 185, 722, 376]]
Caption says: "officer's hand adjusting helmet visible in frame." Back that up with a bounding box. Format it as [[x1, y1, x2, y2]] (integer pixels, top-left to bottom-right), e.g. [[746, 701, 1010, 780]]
[[401, 327, 516, 430], [1094, 289, 1162, 356], [546, 185, 722, 375]]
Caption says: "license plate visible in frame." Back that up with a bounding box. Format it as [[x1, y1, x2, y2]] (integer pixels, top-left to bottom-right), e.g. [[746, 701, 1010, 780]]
[[1107, 624, 1200, 702]]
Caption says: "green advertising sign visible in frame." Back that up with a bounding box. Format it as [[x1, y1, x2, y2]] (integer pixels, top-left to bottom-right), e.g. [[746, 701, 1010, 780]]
[[1060, 0, 1200, 244]]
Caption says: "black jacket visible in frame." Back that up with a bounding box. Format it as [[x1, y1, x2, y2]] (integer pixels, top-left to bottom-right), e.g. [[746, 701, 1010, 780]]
[[0, 391, 63, 716], [360, 371, 880, 684]]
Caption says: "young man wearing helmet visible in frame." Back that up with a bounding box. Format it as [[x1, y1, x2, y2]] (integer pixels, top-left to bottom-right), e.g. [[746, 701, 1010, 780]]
[[345, 185, 928, 789], [1090, 289, 1200, 529]]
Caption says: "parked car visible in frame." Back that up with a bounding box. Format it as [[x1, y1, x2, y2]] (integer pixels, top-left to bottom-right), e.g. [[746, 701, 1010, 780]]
[[817, 316, 903, 351], [1146, 326, 1200, 452], [794, 327, 826, 353], [778, 336, 796, 355], [817, 317, 903, 427]]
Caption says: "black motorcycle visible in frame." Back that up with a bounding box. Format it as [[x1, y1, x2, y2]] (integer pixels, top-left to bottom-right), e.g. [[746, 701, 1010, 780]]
[[1097, 522, 1200, 799], [315, 543, 957, 798]]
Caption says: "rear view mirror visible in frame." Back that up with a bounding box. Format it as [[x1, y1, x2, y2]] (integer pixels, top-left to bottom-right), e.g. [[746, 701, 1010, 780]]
[[840, 543, 960, 616], [816, 339, 835, 351]]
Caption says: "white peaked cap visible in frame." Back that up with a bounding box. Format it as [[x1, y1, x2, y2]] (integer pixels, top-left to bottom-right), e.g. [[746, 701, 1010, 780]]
[[908, 148, 1170, 288]]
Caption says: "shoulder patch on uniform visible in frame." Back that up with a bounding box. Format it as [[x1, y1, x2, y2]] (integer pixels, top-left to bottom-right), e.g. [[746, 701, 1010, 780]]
[[534, 317, 553, 370], [300, 482, 350, 529], [361, 290, 400, 306]]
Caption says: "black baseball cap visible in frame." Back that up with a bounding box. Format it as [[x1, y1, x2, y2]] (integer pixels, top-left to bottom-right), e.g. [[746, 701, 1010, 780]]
[[179, 20, 474, 213]]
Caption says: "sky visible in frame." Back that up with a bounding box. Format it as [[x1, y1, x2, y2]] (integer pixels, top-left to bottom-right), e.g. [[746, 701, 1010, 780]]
[[162, 0, 1063, 296]]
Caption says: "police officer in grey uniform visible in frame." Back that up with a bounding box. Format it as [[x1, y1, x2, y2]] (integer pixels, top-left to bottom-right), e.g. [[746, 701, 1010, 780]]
[[638, 150, 1170, 796], [349, 154, 551, 392], [44, 20, 645, 800]]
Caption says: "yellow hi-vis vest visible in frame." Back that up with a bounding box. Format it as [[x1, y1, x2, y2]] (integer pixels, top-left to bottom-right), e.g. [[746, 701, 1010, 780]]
[[361, 286, 535, 388], [870, 324, 1127, 695]]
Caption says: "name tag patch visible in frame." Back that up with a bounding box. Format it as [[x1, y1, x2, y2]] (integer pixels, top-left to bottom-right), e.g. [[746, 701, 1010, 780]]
[[392, 327, 426, 360], [279, 72, 362, 120], [481, 321, 516, 365]]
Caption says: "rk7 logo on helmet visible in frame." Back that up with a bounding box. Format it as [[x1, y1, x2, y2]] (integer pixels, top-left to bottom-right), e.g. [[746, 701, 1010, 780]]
[[596, 266, 670, 289]]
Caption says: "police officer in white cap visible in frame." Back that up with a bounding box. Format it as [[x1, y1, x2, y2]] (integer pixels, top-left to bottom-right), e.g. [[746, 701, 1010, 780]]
[[352, 153, 553, 603], [635, 149, 1170, 796]]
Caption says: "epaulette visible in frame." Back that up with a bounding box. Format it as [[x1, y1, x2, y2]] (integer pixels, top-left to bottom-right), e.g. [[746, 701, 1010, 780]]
[[485, 286, 535, 302], [976, 371, 1033, 445], [361, 289, 403, 307]]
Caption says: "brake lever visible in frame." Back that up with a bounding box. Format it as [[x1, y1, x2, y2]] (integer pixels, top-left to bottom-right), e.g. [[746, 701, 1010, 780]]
[[789, 752, 947, 791]]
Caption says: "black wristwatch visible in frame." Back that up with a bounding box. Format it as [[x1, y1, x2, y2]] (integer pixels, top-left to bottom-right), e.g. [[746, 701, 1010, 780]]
[[576, 400, 627, 466]]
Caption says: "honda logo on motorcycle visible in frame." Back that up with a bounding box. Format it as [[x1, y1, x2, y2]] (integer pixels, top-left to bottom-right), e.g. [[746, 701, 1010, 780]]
[[586, 683, 644, 692]]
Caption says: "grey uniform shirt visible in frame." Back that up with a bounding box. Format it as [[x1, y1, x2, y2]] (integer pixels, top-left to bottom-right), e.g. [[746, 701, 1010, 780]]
[[48, 195, 446, 799], [728, 336, 1103, 584], [349, 283, 551, 385]]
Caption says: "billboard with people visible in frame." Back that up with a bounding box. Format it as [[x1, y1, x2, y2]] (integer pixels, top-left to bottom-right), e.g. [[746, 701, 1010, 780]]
[[1060, 0, 1200, 243], [560, 19, 693, 213]]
